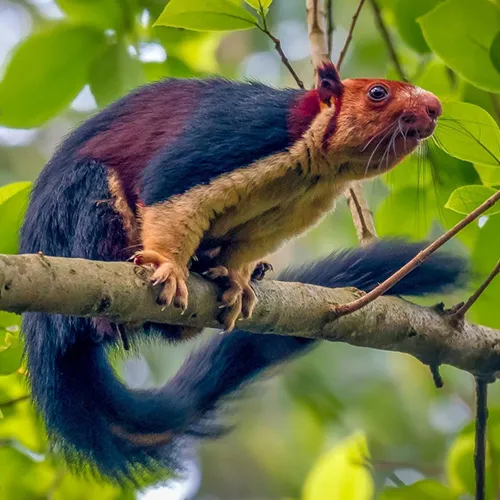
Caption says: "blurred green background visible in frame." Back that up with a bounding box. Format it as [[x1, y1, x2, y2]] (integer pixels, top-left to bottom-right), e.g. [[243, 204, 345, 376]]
[[0, 0, 500, 498]]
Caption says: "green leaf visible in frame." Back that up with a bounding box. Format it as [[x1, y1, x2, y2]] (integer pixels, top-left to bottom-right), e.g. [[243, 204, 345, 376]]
[[0, 182, 31, 206], [0, 25, 106, 128], [445, 185, 500, 216], [380, 480, 456, 500], [53, 473, 135, 500], [89, 42, 145, 107], [0, 312, 21, 331], [419, 0, 500, 92], [434, 102, 500, 167], [155, 28, 221, 73], [0, 343, 23, 375], [474, 164, 500, 186], [245, 0, 273, 11], [55, 0, 124, 31], [0, 311, 23, 375], [491, 31, 500, 74], [0, 448, 55, 500], [415, 61, 461, 101], [154, 0, 258, 31], [469, 218, 500, 327], [394, 0, 439, 53], [0, 183, 31, 254], [303, 432, 374, 500]]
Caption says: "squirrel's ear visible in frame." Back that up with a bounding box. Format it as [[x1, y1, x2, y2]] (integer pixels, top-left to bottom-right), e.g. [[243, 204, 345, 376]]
[[317, 62, 343, 107]]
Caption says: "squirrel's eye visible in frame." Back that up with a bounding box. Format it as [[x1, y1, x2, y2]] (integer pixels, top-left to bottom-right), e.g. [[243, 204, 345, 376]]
[[368, 85, 389, 102]]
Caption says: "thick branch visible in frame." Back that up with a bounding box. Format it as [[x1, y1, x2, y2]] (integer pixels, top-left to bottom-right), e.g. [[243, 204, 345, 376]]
[[2, 253, 500, 377], [306, 0, 330, 69]]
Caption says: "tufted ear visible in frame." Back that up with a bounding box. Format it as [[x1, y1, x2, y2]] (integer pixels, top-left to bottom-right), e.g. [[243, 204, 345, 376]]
[[317, 62, 343, 106]]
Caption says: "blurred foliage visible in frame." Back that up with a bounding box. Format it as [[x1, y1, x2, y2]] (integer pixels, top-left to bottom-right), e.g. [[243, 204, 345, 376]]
[[0, 0, 499, 498]]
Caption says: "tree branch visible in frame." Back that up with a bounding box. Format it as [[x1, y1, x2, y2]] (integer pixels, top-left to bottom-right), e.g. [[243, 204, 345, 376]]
[[306, 0, 330, 70], [2, 253, 500, 378], [475, 378, 489, 500], [306, 0, 377, 245]]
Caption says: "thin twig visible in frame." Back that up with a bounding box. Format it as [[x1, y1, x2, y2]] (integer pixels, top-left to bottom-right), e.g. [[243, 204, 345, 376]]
[[475, 377, 488, 500], [429, 364, 444, 388], [337, 0, 367, 70], [388, 472, 406, 487], [344, 185, 377, 245], [326, 0, 334, 57], [332, 189, 500, 317], [257, 6, 304, 89], [453, 258, 500, 318], [368, 0, 408, 81]]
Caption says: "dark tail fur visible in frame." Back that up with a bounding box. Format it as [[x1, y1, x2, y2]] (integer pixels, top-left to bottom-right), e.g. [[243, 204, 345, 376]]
[[20, 159, 467, 484]]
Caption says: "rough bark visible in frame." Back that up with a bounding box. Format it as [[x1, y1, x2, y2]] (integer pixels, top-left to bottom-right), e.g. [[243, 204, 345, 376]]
[[1, 253, 499, 377]]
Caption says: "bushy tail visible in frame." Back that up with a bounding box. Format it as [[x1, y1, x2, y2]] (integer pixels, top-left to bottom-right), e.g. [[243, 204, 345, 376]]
[[166, 240, 468, 428], [22, 240, 467, 484]]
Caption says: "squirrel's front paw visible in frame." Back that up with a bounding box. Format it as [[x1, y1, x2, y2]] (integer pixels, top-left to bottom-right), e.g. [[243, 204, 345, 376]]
[[133, 250, 189, 311], [218, 271, 256, 332]]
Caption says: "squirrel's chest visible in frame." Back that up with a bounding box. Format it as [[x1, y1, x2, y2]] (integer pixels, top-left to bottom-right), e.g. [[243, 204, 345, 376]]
[[207, 157, 344, 242]]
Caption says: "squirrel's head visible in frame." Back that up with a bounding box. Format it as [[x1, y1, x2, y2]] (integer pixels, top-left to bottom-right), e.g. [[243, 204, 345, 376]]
[[295, 63, 442, 180]]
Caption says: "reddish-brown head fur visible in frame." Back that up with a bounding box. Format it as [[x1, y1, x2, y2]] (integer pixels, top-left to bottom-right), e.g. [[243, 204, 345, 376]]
[[295, 74, 441, 180], [327, 78, 441, 178]]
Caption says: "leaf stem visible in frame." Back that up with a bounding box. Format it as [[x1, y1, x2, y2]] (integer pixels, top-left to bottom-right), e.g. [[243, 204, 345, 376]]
[[257, 25, 305, 89], [256, 1, 304, 89]]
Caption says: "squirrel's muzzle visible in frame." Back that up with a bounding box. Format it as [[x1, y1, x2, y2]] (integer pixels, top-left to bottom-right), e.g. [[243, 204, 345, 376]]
[[400, 91, 442, 139]]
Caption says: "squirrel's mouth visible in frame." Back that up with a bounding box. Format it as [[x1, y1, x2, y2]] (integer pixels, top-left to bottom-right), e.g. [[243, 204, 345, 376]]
[[360, 133, 422, 175], [405, 125, 435, 140], [358, 117, 438, 175]]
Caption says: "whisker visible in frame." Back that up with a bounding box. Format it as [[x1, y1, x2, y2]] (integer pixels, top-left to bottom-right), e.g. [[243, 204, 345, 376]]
[[364, 122, 399, 176], [361, 118, 400, 152]]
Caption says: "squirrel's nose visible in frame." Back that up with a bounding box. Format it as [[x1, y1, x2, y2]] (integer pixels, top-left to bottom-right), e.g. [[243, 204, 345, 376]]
[[424, 93, 442, 120], [400, 91, 442, 139]]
